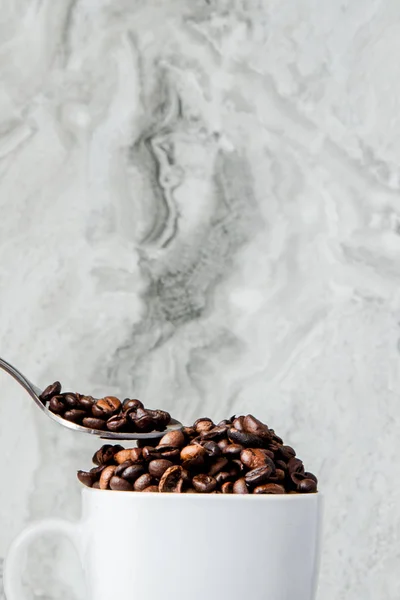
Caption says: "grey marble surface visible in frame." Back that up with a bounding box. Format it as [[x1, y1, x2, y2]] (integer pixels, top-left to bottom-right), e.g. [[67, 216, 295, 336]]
[[1, 0, 400, 598]]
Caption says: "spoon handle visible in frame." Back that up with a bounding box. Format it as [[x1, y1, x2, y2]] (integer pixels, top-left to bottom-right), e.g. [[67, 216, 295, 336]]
[[0, 357, 42, 403]]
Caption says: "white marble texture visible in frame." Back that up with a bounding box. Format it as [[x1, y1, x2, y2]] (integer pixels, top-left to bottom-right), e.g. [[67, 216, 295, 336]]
[[1, 0, 400, 598]]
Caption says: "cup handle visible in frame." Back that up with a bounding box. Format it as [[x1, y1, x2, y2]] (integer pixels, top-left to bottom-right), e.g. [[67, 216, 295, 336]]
[[4, 518, 80, 600]]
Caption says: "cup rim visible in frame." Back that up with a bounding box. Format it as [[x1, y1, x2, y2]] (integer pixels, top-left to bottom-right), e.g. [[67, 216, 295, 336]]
[[82, 486, 321, 500]]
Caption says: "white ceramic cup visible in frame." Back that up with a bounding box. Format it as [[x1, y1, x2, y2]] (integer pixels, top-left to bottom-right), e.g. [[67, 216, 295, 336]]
[[4, 488, 322, 600]]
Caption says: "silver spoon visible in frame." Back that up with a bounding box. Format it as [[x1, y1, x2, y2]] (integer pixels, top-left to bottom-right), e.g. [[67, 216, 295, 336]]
[[0, 356, 183, 440]]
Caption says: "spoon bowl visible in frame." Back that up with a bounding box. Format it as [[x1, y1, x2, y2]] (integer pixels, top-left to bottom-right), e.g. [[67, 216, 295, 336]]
[[0, 357, 183, 440]]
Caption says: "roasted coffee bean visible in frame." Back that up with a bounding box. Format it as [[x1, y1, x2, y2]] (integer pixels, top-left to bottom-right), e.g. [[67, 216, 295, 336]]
[[233, 478, 249, 494], [200, 425, 228, 441], [268, 469, 285, 482], [142, 446, 160, 461], [208, 457, 229, 476], [134, 409, 156, 433], [277, 445, 296, 461], [270, 429, 284, 444], [49, 395, 66, 414], [64, 409, 86, 423], [106, 414, 128, 432], [201, 441, 221, 458], [92, 481, 100, 489], [221, 481, 233, 494], [232, 416, 245, 431], [180, 445, 206, 468], [149, 459, 173, 478], [143, 485, 159, 493], [298, 478, 317, 493], [92, 396, 121, 418], [194, 418, 214, 434], [218, 419, 232, 426], [115, 461, 134, 477], [78, 395, 95, 411], [93, 445, 124, 466], [243, 414, 271, 440], [182, 426, 196, 438], [268, 441, 282, 452], [216, 471, 232, 485], [240, 448, 270, 469], [77, 470, 96, 487], [181, 469, 191, 486], [275, 459, 288, 472], [40, 381, 62, 403], [110, 476, 133, 491], [228, 428, 266, 448], [130, 448, 143, 463], [228, 464, 241, 478], [119, 465, 144, 483], [81, 412, 318, 494], [218, 439, 230, 451], [155, 445, 180, 460], [148, 409, 171, 430], [82, 417, 107, 430], [288, 457, 305, 475], [134, 474, 153, 491], [115, 449, 136, 464], [89, 465, 106, 477], [192, 474, 217, 493], [304, 472, 318, 484], [122, 398, 144, 412], [158, 430, 185, 448], [159, 466, 184, 493], [290, 472, 307, 486], [245, 465, 273, 487], [232, 459, 246, 473], [99, 465, 116, 490], [254, 484, 286, 494], [62, 393, 80, 408], [223, 444, 243, 457]]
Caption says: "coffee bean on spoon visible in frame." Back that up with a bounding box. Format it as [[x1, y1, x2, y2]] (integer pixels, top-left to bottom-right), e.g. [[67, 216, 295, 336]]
[[92, 396, 121, 418], [40, 381, 61, 403], [78, 395, 95, 411], [122, 398, 144, 412], [83, 417, 107, 430], [49, 395, 67, 414], [64, 409, 86, 423], [106, 414, 128, 432]]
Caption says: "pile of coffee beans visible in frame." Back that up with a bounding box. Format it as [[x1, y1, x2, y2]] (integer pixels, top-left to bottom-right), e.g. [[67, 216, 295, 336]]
[[77, 415, 318, 494], [40, 382, 171, 433]]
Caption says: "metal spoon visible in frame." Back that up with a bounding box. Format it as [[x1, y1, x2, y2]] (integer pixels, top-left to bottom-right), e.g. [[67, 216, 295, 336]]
[[0, 356, 183, 440]]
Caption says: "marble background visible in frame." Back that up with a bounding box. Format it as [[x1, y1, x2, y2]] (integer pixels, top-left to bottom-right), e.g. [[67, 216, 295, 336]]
[[1, 0, 400, 598]]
